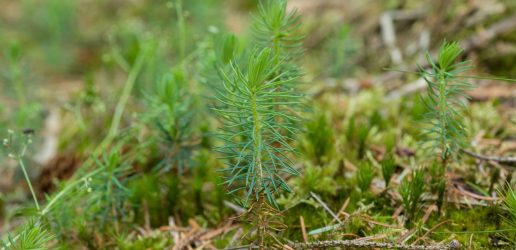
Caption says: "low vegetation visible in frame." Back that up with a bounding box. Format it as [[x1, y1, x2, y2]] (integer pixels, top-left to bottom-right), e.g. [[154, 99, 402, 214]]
[[1, 0, 515, 249]]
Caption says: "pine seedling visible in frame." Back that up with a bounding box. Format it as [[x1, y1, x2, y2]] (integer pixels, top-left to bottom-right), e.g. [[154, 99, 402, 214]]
[[215, 47, 301, 246], [147, 69, 196, 174], [417, 41, 474, 214], [216, 47, 300, 205], [87, 149, 131, 231], [380, 153, 396, 188], [399, 169, 425, 226], [356, 162, 374, 192], [419, 41, 474, 165]]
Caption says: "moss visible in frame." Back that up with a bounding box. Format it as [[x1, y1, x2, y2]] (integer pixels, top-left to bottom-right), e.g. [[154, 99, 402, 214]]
[[282, 203, 332, 241], [426, 206, 510, 248]]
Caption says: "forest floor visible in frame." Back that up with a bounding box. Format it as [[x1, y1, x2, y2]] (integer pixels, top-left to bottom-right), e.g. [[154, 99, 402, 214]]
[[0, 0, 515, 249]]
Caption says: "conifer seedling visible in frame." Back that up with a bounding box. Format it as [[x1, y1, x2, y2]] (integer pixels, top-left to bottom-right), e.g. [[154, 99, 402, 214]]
[[214, 47, 302, 246], [418, 41, 473, 212], [215, 47, 301, 207], [419, 41, 473, 165]]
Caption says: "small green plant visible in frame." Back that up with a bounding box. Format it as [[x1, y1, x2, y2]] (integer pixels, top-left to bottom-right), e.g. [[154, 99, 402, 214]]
[[213, 6, 306, 242], [419, 41, 473, 165], [147, 69, 197, 174], [88, 149, 131, 231], [380, 153, 396, 188], [3, 129, 40, 212], [300, 112, 335, 166], [293, 164, 337, 196], [500, 186, 516, 245], [345, 118, 371, 160], [215, 47, 302, 246], [356, 162, 374, 192], [2, 219, 54, 250], [399, 169, 425, 226], [216, 47, 301, 206]]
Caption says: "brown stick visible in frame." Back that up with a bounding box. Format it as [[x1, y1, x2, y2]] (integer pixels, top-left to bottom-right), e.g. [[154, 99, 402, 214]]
[[289, 239, 461, 250], [412, 220, 451, 245], [310, 192, 342, 223], [300, 216, 308, 244], [461, 149, 516, 166]]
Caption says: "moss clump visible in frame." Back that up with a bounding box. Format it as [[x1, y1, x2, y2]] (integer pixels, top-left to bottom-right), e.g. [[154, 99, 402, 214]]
[[426, 206, 509, 249]]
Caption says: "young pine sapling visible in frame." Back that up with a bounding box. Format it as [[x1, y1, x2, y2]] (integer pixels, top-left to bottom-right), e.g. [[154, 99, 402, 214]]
[[215, 47, 301, 203], [215, 48, 302, 246], [213, 1, 305, 246], [418, 41, 473, 212], [419, 41, 474, 166]]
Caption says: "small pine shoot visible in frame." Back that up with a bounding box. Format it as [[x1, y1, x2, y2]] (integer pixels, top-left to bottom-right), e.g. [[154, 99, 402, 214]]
[[147, 69, 196, 174], [87, 149, 131, 230], [419, 41, 474, 164]]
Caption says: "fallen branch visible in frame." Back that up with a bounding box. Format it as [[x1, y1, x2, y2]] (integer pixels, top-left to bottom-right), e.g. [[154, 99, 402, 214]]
[[289, 239, 460, 250], [413, 220, 452, 245], [461, 149, 516, 166], [310, 192, 342, 223]]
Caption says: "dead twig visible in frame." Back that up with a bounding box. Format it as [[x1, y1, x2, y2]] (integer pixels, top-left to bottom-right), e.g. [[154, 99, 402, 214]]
[[309, 192, 342, 223], [462, 15, 516, 51], [299, 216, 308, 244], [398, 205, 436, 244], [332, 197, 350, 224], [461, 149, 516, 166], [413, 220, 452, 245], [289, 239, 460, 249]]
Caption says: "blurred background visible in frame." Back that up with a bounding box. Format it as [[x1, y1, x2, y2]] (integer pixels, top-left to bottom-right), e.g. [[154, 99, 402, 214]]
[[0, 0, 515, 247]]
